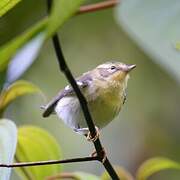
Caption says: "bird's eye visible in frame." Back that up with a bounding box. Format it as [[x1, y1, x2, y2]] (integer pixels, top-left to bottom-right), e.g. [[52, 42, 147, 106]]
[[110, 66, 116, 70]]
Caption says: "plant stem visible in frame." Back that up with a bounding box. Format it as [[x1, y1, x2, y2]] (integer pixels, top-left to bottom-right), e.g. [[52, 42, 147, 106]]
[[0, 156, 98, 168], [0, 1, 120, 179], [47, 1, 120, 179]]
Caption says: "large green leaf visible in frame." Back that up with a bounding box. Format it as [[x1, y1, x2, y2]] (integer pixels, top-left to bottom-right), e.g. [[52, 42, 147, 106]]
[[0, 19, 47, 72], [47, 0, 84, 37], [101, 166, 133, 180], [0, 80, 43, 116], [0, 119, 17, 180], [116, 0, 180, 83], [5, 0, 84, 83], [0, 0, 21, 17], [136, 157, 180, 180], [0, 0, 84, 74], [15, 126, 62, 180]]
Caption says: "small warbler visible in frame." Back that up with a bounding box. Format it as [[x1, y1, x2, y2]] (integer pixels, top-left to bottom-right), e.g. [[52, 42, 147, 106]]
[[42, 62, 136, 140]]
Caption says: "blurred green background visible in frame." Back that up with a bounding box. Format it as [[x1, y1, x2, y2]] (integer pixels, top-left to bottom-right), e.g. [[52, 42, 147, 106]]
[[1, 0, 180, 179]]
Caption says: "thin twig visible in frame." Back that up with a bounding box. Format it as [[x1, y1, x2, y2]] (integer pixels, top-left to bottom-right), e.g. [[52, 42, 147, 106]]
[[0, 156, 98, 168], [78, 0, 119, 14], [47, 0, 120, 179]]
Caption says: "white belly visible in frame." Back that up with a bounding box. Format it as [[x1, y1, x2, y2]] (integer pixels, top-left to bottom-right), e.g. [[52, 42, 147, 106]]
[[55, 96, 86, 130], [55, 94, 124, 133]]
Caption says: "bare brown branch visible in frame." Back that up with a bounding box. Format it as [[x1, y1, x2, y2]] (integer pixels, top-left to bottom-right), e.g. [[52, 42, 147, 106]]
[[78, 0, 120, 14]]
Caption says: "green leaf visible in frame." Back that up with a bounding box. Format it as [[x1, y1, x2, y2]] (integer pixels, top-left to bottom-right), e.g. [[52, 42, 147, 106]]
[[0, 119, 17, 180], [101, 166, 133, 180], [73, 172, 100, 180], [136, 157, 180, 180], [47, 0, 84, 37], [0, 0, 84, 74], [0, 80, 43, 116], [116, 0, 180, 83], [0, 69, 7, 91], [46, 172, 100, 180], [6, 32, 45, 84], [0, 0, 21, 17], [15, 126, 62, 180], [0, 18, 47, 72]]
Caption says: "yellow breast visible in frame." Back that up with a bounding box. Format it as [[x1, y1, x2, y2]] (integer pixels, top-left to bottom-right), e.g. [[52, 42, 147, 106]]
[[87, 80, 125, 128]]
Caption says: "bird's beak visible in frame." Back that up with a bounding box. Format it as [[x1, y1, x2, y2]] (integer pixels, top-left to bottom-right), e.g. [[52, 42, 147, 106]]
[[127, 64, 136, 72], [120, 64, 136, 72]]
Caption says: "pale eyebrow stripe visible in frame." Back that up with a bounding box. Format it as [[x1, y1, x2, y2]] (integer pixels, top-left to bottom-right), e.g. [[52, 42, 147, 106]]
[[97, 64, 111, 69]]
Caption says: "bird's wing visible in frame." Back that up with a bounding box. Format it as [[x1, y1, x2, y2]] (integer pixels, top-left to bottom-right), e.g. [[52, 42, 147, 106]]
[[42, 72, 92, 117]]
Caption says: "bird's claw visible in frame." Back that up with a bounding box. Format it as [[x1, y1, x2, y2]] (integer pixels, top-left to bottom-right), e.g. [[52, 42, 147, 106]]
[[86, 126, 100, 142]]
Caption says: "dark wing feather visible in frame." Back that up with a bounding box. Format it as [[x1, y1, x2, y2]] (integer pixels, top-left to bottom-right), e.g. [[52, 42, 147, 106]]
[[42, 72, 92, 117]]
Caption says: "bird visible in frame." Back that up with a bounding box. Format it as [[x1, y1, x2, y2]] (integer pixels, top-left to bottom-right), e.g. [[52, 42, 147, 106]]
[[42, 61, 136, 141]]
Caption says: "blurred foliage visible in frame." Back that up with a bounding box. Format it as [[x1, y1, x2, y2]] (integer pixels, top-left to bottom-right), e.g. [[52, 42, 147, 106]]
[[136, 157, 180, 180], [117, 0, 180, 83], [0, 119, 17, 180], [175, 42, 180, 51], [0, 0, 84, 83], [0, 79, 49, 180], [0, 0, 21, 17], [6, 33, 45, 84], [72, 172, 100, 180], [0, 80, 43, 117], [46, 171, 100, 180], [0, 70, 6, 91], [0, 17, 46, 72], [47, 0, 84, 37], [0, 0, 180, 180], [15, 126, 62, 180]]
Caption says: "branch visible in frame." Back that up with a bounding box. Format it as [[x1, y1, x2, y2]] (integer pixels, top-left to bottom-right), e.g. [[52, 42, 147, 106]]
[[78, 0, 119, 15], [0, 0, 120, 177], [47, 1, 120, 179], [47, 0, 103, 158], [0, 156, 98, 168]]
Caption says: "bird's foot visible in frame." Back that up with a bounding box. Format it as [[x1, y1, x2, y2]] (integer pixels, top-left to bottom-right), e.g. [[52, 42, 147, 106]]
[[86, 126, 100, 142], [91, 148, 107, 164]]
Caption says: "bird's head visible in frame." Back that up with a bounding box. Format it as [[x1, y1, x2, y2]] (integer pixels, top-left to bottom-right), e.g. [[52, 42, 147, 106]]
[[95, 62, 136, 85]]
